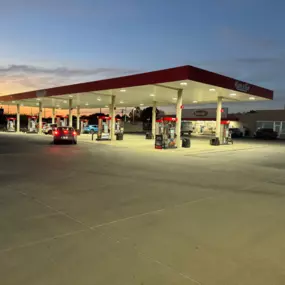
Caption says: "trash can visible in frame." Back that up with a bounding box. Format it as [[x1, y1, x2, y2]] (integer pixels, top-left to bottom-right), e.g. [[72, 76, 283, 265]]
[[182, 137, 191, 148], [145, 132, 153, 139], [116, 133, 124, 140], [210, 137, 220, 146]]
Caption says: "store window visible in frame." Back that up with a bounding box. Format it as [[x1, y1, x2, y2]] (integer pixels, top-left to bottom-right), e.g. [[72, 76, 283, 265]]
[[262, 122, 274, 129], [281, 122, 285, 134]]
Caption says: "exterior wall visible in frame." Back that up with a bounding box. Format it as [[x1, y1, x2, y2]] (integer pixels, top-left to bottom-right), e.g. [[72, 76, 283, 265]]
[[123, 121, 144, 133], [235, 110, 285, 137]]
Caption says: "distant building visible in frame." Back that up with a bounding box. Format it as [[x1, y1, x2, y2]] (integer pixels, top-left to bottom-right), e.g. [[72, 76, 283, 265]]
[[168, 108, 285, 138], [233, 109, 285, 138]]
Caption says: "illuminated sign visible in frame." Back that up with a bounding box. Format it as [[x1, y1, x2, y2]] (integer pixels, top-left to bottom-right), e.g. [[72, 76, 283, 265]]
[[193, 110, 208, 117], [235, 81, 251, 93]]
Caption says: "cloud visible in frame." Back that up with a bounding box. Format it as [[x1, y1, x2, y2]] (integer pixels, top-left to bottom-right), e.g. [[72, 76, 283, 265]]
[[220, 27, 279, 51], [0, 64, 137, 77], [0, 64, 139, 95], [235, 57, 284, 64]]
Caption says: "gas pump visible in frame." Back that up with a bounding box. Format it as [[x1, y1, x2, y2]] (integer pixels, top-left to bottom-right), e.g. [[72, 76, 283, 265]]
[[115, 118, 124, 134], [6, 117, 16, 132], [80, 119, 88, 133], [27, 116, 38, 133], [155, 117, 177, 149], [220, 120, 232, 144], [63, 116, 68, 127], [96, 116, 111, 141], [56, 115, 67, 127]]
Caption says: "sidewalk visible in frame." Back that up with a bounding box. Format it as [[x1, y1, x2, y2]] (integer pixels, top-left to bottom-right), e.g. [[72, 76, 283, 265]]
[[77, 134, 265, 155]]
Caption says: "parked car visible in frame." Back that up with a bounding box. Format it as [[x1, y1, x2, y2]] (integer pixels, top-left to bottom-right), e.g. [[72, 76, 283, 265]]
[[181, 121, 193, 136], [53, 127, 77, 144], [83, 124, 98, 134], [254, 128, 278, 139], [229, 128, 243, 138], [43, 123, 57, 135]]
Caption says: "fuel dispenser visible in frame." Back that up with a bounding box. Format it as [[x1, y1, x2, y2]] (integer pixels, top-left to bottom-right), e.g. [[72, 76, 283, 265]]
[[27, 116, 38, 133], [6, 117, 16, 132], [80, 119, 88, 133], [96, 116, 111, 141], [115, 118, 124, 134], [210, 120, 232, 145], [155, 117, 177, 149], [56, 115, 68, 127], [220, 120, 232, 144], [115, 118, 124, 140]]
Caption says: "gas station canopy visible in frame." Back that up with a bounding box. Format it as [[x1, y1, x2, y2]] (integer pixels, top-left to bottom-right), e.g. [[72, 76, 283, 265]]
[[0, 65, 273, 109]]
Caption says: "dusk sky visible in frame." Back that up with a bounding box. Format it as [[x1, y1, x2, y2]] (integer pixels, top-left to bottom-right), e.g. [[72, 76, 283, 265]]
[[0, 0, 284, 115]]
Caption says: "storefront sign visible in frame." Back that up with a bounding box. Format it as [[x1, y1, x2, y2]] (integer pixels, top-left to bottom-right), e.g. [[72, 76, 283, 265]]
[[182, 108, 228, 119], [235, 81, 251, 93], [194, 110, 208, 117]]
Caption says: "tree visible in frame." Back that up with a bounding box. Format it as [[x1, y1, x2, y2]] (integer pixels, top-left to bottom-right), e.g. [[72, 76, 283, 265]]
[[140, 106, 162, 122], [88, 113, 106, 124], [129, 107, 142, 122], [121, 114, 129, 122]]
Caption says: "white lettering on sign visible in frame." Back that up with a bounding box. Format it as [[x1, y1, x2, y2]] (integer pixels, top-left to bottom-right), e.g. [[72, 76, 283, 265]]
[[235, 81, 251, 93], [182, 108, 228, 119], [194, 110, 208, 117]]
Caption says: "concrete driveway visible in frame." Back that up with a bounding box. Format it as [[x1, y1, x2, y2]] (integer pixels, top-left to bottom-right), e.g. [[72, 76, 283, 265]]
[[1, 133, 285, 285]]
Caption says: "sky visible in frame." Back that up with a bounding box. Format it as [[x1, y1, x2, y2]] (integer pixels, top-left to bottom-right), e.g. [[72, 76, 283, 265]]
[[0, 0, 285, 115]]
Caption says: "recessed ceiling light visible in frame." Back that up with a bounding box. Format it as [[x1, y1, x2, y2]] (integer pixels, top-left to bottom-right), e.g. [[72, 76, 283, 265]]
[[249, 96, 255, 100], [230, 93, 237, 96], [63, 100, 67, 103], [36, 98, 41, 101], [150, 93, 155, 97], [97, 97, 101, 101], [85, 103, 89, 106], [120, 89, 126, 92], [193, 100, 198, 103], [12, 101, 15, 103], [180, 82, 187, 86], [209, 88, 216, 92], [140, 103, 144, 106], [119, 101, 124, 104], [69, 95, 73, 98], [172, 97, 177, 100]]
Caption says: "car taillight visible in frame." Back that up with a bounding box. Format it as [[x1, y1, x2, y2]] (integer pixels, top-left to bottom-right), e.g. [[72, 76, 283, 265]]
[[54, 131, 59, 135], [64, 130, 68, 134], [73, 131, 77, 136]]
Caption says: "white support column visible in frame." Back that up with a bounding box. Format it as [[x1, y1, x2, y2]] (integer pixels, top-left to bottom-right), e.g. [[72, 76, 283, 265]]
[[110, 95, 116, 141], [52, 107, 56, 124], [16, 104, 20, 132], [151, 101, 157, 139], [69, 99, 73, 127], [38, 102, 43, 134], [215, 96, 223, 142], [175, 89, 183, 148], [76, 106, 80, 130]]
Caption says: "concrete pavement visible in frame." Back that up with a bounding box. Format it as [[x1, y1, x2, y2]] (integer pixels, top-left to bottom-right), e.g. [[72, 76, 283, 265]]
[[1, 133, 285, 285]]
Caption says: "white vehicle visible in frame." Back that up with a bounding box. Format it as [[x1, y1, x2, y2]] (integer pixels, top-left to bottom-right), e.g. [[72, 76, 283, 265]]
[[43, 123, 57, 135], [181, 121, 193, 136]]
